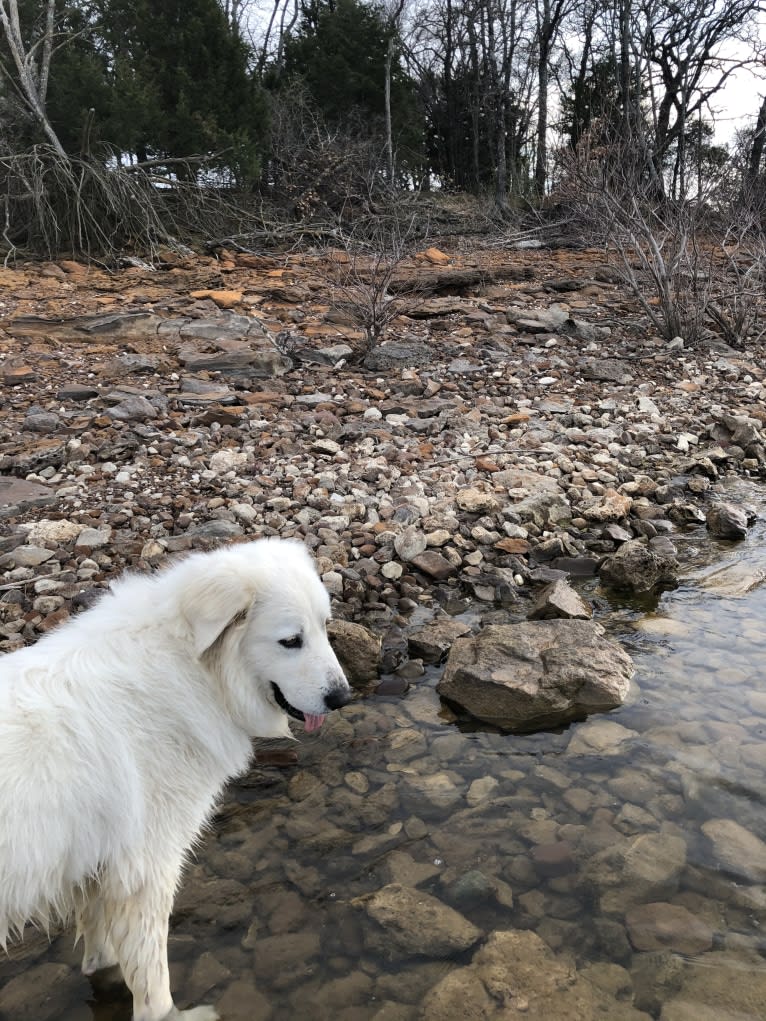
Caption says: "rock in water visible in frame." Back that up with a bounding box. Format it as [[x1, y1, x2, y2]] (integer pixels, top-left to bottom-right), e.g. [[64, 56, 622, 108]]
[[326, 620, 381, 686], [705, 501, 751, 539], [422, 929, 653, 1021], [351, 883, 481, 961], [599, 538, 678, 594], [437, 619, 633, 732]]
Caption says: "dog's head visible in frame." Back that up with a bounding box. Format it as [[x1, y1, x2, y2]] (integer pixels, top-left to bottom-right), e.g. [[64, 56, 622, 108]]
[[178, 539, 352, 738]]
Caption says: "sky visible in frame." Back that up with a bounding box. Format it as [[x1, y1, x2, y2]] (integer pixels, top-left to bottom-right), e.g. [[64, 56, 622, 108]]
[[709, 40, 766, 144]]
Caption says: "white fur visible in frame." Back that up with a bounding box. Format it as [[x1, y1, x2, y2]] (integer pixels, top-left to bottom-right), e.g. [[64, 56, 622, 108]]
[[0, 538, 350, 1021]]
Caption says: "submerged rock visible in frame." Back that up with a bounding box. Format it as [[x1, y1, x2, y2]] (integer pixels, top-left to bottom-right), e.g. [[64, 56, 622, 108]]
[[697, 563, 766, 597], [661, 949, 766, 1021], [701, 818, 766, 883], [625, 902, 713, 955], [437, 619, 633, 732], [351, 883, 481, 961], [583, 833, 688, 914], [421, 929, 652, 1021]]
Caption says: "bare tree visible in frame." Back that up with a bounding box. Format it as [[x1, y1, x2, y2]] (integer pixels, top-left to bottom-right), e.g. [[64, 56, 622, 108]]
[[326, 209, 428, 356], [746, 94, 766, 192], [253, 0, 300, 78], [0, 0, 67, 157], [638, 0, 765, 198], [534, 0, 572, 196], [384, 0, 408, 184]]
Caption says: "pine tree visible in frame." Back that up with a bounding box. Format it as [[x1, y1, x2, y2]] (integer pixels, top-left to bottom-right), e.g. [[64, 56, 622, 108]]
[[41, 0, 266, 182], [281, 0, 422, 166]]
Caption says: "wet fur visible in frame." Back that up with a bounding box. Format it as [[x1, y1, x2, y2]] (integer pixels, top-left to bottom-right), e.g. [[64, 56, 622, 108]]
[[0, 538, 349, 1021]]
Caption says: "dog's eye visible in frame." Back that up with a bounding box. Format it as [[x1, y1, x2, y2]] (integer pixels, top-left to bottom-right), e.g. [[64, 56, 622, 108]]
[[279, 635, 303, 650]]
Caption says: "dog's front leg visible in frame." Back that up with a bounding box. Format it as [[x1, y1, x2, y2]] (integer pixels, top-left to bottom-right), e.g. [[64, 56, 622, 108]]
[[107, 885, 219, 1021], [76, 895, 120, 975]]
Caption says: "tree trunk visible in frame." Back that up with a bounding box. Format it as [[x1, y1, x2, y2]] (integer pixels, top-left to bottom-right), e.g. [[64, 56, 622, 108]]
[[746, 94, 766, 191], [384, 35, 394, 183], [0, 0, 68, 158], [535, 46, 549, 197]]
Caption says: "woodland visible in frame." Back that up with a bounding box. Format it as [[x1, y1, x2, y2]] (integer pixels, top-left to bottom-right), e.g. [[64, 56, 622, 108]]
[[2, 0, 766, 348]]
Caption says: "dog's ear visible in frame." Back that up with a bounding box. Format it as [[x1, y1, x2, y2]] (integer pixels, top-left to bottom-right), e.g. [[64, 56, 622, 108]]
[[180, 566, 253, 657]]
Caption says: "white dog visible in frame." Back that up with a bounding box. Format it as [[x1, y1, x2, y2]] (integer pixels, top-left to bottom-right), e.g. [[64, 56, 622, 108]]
[[0, 538, 351, 1020]]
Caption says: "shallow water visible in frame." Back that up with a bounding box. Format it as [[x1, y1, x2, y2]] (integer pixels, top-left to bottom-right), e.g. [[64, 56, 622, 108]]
[[3, 490, 766, 1020]]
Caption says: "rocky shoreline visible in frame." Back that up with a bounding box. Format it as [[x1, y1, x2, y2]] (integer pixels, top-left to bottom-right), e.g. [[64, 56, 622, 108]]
[[1, 246, 764, 660]]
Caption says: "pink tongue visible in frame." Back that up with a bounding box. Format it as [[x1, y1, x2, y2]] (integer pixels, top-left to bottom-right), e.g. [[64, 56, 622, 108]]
[[303, 713, 326, 733]]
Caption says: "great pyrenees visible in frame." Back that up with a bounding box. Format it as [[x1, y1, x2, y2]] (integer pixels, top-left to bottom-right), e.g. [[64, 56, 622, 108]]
[[0, 538, 351, 1020]]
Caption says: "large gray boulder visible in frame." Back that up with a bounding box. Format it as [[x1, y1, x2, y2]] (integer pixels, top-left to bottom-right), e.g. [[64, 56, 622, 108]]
[[437, 619, 633, 732]]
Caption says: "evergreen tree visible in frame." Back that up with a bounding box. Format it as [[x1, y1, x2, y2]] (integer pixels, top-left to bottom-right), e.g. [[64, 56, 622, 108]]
[[42, 0, 266, 182], [281, 0, 422, 169]]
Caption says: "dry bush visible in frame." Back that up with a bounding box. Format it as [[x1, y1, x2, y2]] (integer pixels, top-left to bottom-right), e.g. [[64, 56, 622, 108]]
[[264, 87, 387, 225], [557, 136, 766, 348], [325, 209, 429, 355], [0, 145, 262, 262]]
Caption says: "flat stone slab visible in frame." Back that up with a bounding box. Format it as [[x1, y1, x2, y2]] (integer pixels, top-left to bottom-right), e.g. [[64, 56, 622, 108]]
[[0, 475, 56, 518]]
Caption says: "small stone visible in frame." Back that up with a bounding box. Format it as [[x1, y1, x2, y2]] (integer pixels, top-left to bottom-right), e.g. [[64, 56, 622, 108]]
[[208, 450, 249, 474], [21, 518, 81, 544], [344, 771, 370, 794], [567, 719, 639, 755], [582, 487, 633, 523], [375, 676, 409, 696], [528, 578, 592, 620], [409, 551, 458, 580], [75, 526, 112, 549], [466, 776, 499, 806], [418, 247, 451, 265], [394, 528, 427, 562], [189, 288, 243, 308], [456, 488, 500, 514], [531, 841, 576, 877], [107, 395, 158, 422], [23, 412, 61, 433], [352, 883, 481, 960], [0, 545, 55, 568]]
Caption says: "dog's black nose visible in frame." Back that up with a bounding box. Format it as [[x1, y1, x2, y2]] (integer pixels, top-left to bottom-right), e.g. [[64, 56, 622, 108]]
[[325, 686, 352, 711]]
